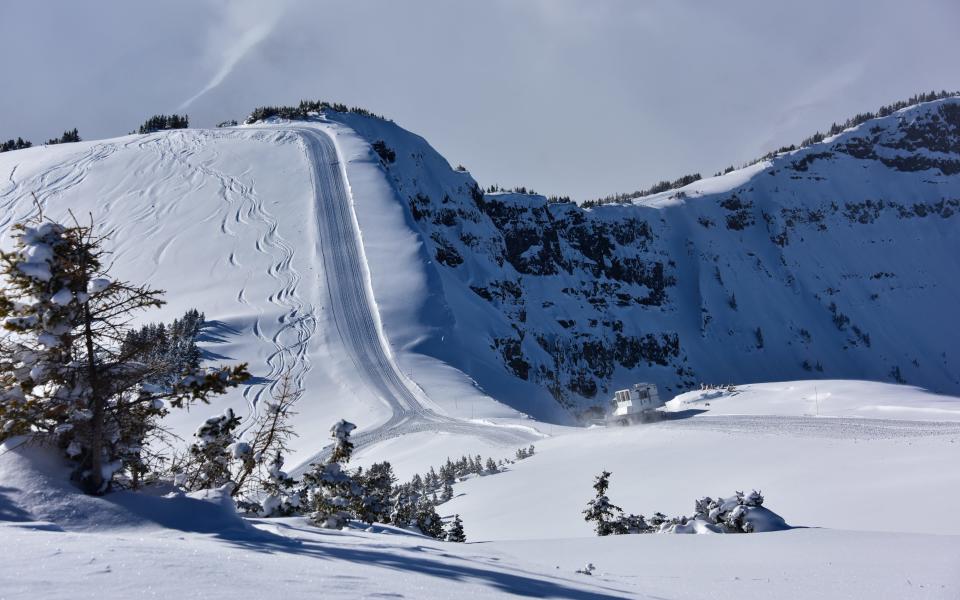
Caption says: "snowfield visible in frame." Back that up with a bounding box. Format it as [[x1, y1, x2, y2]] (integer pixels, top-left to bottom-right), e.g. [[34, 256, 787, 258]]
[[2, 380, 959, 599], [0, 108, 958, 598]]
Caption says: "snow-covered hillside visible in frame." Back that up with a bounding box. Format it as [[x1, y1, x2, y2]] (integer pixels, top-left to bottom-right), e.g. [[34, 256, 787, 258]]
[[2, 98, 959, 598], [2, 97, 958, 432], [358, 97, 960, 416], [0, 119, 542, 473]]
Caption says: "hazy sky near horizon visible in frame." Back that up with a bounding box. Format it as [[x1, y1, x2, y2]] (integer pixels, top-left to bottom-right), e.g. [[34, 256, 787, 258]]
[[1, 0, 958, 200]]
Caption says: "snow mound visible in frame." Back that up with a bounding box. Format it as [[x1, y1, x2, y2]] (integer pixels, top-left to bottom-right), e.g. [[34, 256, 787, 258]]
[[0, 437, 255, 535]]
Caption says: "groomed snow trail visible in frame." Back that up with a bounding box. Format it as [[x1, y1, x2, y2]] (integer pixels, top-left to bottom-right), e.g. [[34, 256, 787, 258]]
[[289, 127, 537, 472], [0, 127, 539, 469]]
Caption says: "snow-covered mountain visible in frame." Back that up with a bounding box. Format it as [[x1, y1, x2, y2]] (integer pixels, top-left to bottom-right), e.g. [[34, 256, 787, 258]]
[[344, 97, 960, 416], [2, 97, 960, 600], [1, 96, 957, 433]]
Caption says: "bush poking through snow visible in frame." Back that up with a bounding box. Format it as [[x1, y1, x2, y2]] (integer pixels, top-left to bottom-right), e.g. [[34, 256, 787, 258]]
[[584, 471, 788, 535]]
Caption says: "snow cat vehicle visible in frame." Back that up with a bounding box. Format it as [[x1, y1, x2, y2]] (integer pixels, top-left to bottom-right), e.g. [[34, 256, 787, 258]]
[[606, 383, 665, 425]]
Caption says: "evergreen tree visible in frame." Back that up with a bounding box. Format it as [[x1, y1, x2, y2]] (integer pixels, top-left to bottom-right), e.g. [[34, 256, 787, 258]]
[[354, 461, 395, 524], [583, 470, 625, 536], [391, 484, 415, 527], [47, 129, 81, 145], [258, 452, 300, 517], [138, 114, 189, 134], [440, 479, 454, 502], [120, 308, 205, 387], [484, 457, 499, 474], [0, 216, 249, 494], [230, 373, 300, 501], [0, 137, 32, 152], [414, 499, 444, 539], [446, 514, 466, 542], [302, 419, 359, 529], [179, 408, 243, 490]]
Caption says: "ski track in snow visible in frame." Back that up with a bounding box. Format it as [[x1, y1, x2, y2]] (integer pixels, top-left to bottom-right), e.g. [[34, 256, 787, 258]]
[[288, 127, 535, 474], [0, 142, 121, 231], [0, 127, 537, 466], [140, 130, 317, 427]]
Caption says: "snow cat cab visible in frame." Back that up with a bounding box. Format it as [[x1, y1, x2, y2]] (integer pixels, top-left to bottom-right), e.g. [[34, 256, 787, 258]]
[[606, 383, 664, 425]]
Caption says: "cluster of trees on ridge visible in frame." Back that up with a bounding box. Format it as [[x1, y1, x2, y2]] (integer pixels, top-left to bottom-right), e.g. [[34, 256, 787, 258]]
[[245, 100, 389, 124]]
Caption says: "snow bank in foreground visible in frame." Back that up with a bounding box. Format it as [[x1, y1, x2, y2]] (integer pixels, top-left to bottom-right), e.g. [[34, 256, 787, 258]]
[[0, 437, 254, 535]]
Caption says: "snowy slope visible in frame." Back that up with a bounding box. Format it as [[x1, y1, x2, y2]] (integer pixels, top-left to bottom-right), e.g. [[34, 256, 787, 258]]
[[1, 96, 959, 465], [0, 122, 539, 472], [340, 97, 960, 416], [2, 98, 957, 434]]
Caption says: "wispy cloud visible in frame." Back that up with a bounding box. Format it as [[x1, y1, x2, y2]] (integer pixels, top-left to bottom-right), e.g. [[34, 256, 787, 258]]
[[179, 0, 296, 110]]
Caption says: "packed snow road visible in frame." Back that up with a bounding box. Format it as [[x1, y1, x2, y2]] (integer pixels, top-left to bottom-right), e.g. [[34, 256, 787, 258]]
[[288, 127, 536, 473]]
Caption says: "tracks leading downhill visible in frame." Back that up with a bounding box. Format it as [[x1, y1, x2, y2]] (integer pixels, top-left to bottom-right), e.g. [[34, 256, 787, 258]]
[[289, 127, 536, 473]]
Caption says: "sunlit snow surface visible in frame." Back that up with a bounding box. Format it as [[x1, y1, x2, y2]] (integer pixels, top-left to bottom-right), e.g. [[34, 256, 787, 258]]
[[1, 114, 959, 598]]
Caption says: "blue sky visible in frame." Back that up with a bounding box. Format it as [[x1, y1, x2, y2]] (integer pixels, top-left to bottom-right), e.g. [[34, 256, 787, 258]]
[[2, 0, 957, 200]]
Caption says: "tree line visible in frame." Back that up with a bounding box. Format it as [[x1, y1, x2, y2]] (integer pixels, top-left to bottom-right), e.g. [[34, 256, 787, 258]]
[[1, 129, 82, 153], [245, 100, 389, 124]]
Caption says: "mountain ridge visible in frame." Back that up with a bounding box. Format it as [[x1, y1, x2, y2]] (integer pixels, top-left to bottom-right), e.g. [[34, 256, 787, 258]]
[[327, 96, 959, 416]]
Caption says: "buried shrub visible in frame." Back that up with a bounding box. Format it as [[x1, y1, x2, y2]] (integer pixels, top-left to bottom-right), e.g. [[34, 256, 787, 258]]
[[584, 471, 788, 535]]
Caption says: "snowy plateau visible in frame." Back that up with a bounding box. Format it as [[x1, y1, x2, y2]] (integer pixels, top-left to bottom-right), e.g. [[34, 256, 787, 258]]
[[1, 97, 959, 599]]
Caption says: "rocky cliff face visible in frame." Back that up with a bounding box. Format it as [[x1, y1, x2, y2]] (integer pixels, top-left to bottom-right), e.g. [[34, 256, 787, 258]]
[[334, 97, 960, 417]]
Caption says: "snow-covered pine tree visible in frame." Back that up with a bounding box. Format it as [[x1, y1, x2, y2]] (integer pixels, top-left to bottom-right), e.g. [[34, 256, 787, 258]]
[[258, 452, 300, 517], [354, 461, 395, 524], [426, 466, 439, 490], [440, 479, 453, 502], [0, 216, 249, 494], [174, 370, 301, 507], [391, 484, 415, 527], [414, 498, 444, 539], [583, 470, 626, 536], [621, 513, 651, 534], [648, 512, 669, 529], [445, 514, 466, 542], [303, 419, 359, 529], [484, 457, 499, 474], [410, 473, 424, 495], [178, 408, 243, 490]]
